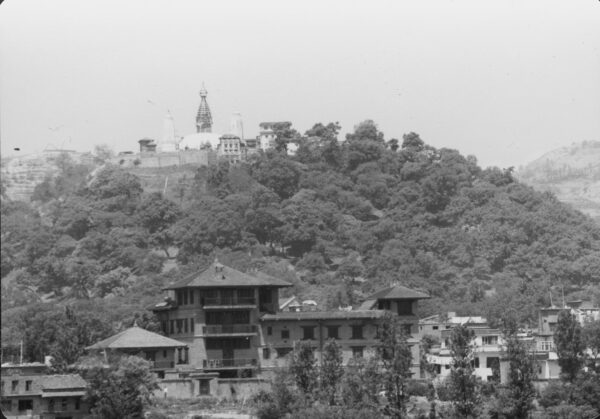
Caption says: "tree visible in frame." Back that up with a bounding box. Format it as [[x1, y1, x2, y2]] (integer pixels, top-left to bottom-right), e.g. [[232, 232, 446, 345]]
[[554, 310, 585, 382], [448, 324, 480, 418], [341, 357, 381, 411], [136, 193, 181, 257], [290, 341, 317, 395], [250, 152, 302, 199], [376, 312, 413, 418], [582, 319, 600, 372], [320, 339, 343, 405], [86, 355, 158, 419], [492, 319, 536, 419]]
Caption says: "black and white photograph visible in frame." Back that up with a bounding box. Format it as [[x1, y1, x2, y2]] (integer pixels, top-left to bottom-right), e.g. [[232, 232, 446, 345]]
[[1, 1, 599, 418]]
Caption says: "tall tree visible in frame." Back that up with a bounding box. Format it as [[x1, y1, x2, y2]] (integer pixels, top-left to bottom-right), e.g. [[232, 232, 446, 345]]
[[376, 312, 413, 418], [554, 310, 585, 382], [290, 341, 317, 396], [448, 324, 480, 418], [320, 339, 343, 405]]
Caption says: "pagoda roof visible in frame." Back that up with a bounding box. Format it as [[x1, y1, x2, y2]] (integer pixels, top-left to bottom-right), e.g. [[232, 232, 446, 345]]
[[86, 326, 187, 350], [165, 261, 292, 289], [367, 285, 430, 300]]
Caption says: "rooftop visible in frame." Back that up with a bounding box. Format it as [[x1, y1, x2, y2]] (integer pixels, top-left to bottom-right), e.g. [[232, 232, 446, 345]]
[[367, 285, 431, 300], [165, 261, 292, 289], [260, 310, 388, 321], [86, 326, 187, 350]]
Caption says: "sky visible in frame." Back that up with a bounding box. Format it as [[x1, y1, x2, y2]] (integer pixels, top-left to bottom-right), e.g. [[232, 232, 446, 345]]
[[1, 0, 599, 169]]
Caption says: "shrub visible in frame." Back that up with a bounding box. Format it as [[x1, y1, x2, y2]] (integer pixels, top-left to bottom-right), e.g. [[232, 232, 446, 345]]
[[406, 380, 430, 397]]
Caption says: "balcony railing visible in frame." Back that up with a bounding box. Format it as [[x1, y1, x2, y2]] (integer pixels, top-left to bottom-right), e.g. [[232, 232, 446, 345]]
[[150, 360, 175, 369], [203, 325, 257, 335], [203, 297, 256, 307], [537, 341, 555, 352], [203, 358, 257, 369]]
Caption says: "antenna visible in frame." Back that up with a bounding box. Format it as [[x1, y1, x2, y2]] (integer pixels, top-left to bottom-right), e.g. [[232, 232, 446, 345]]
[[549, 290, 553, 307], [561, 284, 565, 308]]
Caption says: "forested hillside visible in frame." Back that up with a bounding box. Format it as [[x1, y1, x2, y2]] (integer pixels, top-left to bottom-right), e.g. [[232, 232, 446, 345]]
[[2, 120, 600, 363]]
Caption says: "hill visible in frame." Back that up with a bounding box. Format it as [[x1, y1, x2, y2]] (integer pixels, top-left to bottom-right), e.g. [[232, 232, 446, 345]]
[[516, 141, 600, 222], [2, 121, 600, 361]]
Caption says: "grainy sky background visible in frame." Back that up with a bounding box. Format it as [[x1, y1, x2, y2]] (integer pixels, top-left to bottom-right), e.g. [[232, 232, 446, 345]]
[[1, 0, 599, 168]]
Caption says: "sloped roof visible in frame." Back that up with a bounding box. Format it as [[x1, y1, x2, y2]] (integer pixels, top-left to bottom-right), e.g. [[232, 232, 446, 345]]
[[367, 285, 430, 300], [40, 375, 87, 391], [86, 326, 187, 350], [279, 296, 300, 309], [261, 310, 388, 321], [165, 261, 292, 289], [357, 299, 377, 310]]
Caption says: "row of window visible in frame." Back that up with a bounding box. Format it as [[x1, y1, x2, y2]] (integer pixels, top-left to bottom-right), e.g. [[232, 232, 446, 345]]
[[162, 318, 195, 335], [175, 289, 256, 306], [0, 397, 81, 413], [262, 346, 365, 360], [1, 379, 32, 394], [266, 324, 367, 340]]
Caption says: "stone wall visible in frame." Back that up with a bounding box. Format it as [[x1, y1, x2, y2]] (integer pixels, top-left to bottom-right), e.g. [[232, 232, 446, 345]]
[[113, 150, 217, 169]]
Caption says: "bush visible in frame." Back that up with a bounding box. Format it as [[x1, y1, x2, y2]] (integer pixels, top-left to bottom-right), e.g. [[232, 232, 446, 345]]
[[435, 381, 453, 401], [406, 380, 430, 397]]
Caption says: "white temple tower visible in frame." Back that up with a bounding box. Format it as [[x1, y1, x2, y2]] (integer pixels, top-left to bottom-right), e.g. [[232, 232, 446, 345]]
[[158, 111, 178, 152], [229, 112, 244, 140]]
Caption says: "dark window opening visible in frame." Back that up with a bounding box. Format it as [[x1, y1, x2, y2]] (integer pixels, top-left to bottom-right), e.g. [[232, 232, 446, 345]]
[[199, 379, 210, 395], [263, 348, 270, 359], [25, 380, 32, 391], [190, 318, 195, 333], [378, 300, 391, 310], [351, 346, 364, 358], [281, 329, 290, 339], [351, 325, 363, 339], [397, 300, 413, 315], [18, 399, 33, 411], [170, 320, 175, 334], [11, 380, 18, 393], [190, 290, 194, 304], [267, 326, 272, 336], [302, 326, 315, 340], [176, 319, 183, 334], [327, 326, 339, 339]]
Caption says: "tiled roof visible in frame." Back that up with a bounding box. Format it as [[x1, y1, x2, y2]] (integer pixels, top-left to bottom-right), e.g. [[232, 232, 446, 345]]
[[165, 261, 292, 289], [86, 326, 187, 350], [40, 375, 87, 390], [260, 310, 388, 321], [357, 299, 377, 310], [367, 285, 430, 300]]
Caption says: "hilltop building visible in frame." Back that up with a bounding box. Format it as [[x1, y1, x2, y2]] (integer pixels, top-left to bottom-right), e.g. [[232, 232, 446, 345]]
[[0, 362, 88, 418]]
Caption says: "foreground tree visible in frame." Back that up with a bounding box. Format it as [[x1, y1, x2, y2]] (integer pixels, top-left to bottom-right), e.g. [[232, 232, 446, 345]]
[[554, 310, 585, 382], [86, 355, 158, 419], [491, 318, 536, 419], [448, 324, 480, 418], [290, 341, 317, 395], [320, 339, 344, 405], [376, 312, 413, 418]]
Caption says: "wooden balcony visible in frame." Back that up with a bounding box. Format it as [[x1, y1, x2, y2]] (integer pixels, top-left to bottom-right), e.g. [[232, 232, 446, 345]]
[[203, 297, 256, 309], [203, 324, 257, 336], [203, 358, 257, 369]]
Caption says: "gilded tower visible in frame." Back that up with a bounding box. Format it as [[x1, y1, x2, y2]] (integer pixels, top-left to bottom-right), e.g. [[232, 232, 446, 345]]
[[196, 84, 213, 133]]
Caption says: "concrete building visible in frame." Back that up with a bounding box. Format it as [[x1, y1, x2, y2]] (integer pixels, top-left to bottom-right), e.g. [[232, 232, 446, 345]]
[[0, 362, 88, 419], [217, 134, 245, 164], [419, 312, 488, 340]]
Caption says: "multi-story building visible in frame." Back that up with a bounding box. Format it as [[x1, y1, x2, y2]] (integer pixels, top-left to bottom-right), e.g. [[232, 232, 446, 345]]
[[0, 362, 88, 419], [419, 312, 488, 340], [152, 260, 292, 379], [217, 134, 245, 164]]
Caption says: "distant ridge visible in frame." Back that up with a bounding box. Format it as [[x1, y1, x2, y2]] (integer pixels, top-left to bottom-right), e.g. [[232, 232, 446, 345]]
[[516, 141, 600, 222]]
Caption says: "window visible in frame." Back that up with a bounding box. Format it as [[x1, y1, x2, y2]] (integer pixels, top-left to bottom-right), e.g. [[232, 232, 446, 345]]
[[378, 300, 391, 310], [11, 380, 18, 393], [61, 398, 68, 410], [18, 399, 33, 411], [75, 397, 81, 410], [276, 347, 293, 358], [146, 351, 156, 362], [48, 398, 55, 412], [263, 348, 271, 359], [403, 324, 412, 335], [327, 326, 339, 339], [184, 318, 189, 333], [281, 329, 290, 339], [267, 326, 272, 336], [176, 319, 183, 334], [1, 380, 4, 394], [190, 318, 195, 333], [486, 357, 500, 369], [471, 357, 480, 368], [162, 321, 168, 335], [482, 336, 498, 346], [351, 325, 363, 339], [302, 326, 315, 340], [397, 300, 413, 315], [199, 379, 210, 395], [432, 326, 439, 330], [352, 346, 364, 358], [25, 380, 32, 391], [189, 290, 194, 304], [170, 320, 175, 334], [163, 350, 168, 358]]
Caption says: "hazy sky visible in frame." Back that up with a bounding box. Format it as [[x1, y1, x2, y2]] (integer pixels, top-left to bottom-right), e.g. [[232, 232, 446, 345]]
[[1, 0, 599, 168]]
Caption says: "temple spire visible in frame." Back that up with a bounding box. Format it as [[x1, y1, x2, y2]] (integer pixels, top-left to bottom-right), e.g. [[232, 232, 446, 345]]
[[196, 83, 213, 133]]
